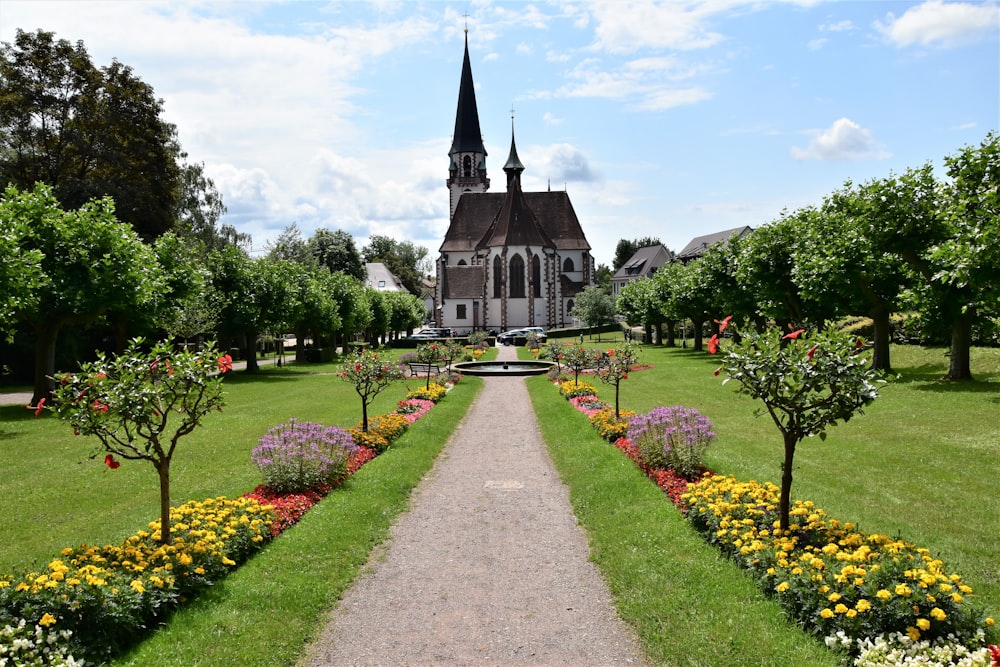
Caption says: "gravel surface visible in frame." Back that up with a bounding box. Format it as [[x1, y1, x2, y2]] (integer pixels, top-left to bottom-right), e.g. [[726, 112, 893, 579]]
[[299, 346, 648, 667]]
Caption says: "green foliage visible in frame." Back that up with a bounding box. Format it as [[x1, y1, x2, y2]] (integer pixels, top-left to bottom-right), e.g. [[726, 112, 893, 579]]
[[594, 341, 639, 418], [49, 338, 227, 544], [308, 228, 365, 281], [715, 323, 884, 530], [559, 344, 601, 383], [571, 285, 617, 332]]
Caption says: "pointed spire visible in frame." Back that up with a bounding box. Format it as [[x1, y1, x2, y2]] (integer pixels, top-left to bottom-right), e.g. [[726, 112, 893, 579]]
[[503, 111, 525, 189], [449, 32, 486, 157]]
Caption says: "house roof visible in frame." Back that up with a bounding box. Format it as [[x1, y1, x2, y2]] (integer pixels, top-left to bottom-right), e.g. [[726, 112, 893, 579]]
[[676, 226, 754, 261], [611, 244, 674, 282], [365, 262, 405, 291]]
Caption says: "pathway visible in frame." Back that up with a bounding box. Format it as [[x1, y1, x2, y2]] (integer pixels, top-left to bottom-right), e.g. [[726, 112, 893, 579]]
[[300, 344, 647, 666]]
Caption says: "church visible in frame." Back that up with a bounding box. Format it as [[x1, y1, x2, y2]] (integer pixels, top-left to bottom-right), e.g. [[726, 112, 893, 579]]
[[433, 34, 595, 335]]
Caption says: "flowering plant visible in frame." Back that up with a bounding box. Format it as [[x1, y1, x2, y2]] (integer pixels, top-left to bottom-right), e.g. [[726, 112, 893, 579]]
[[405, 383, 447, 403], [594, 342, 639, 419], [588, 407, 635, 441], [395, 398, 435, 423], [626, 405, 715, 479], [558, 379, 598, 398], [568, 394, 609, 417], [339, 349, 403, 431], [251, 418, 357, 493], [49, 338, 227, 545], [560, 344, 601, 384], [415, 343, 445, 389], [828, 630, 994, 666]]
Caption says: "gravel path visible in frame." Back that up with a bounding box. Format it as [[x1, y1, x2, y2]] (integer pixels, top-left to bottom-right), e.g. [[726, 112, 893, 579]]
[[299, 345, 648, 667]]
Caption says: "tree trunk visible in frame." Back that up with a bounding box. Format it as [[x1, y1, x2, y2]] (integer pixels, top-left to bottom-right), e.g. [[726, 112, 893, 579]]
[[779, 433, 797, 531], [665, 320, 676, 347], [691, 319, 704, 352], [361, 399, 369, 432], [295, 326, 307, 363], [32, 321, 63, 405], [644, 323, 653, 345], [869, 306, 893, 373], [157, 460, 172, 545], [946, 309, 975, 381], [244, 328, 260, 372]]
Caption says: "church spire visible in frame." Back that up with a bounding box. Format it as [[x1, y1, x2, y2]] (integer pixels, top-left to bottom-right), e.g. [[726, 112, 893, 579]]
[[503, 110, 525, 189], [447, 30, 489, 219]]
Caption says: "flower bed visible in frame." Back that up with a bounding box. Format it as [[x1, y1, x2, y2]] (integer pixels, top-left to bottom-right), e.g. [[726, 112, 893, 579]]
[[682, 475, 996, 663], [1, 376, 456, 665]]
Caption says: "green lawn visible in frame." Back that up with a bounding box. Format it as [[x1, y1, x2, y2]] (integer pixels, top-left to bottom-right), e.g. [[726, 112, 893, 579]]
[[1, 343, 996, 665]]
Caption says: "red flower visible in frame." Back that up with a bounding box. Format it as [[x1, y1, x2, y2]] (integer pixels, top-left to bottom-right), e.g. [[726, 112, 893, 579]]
[[807, 344, 818, 359], [27, 398, 46, 418], [708, 334, 719, 354], [104, 453, 120, 469], [150, 359, 159, 372], [715, 315, 732, 333], [217, 354, 233, 374], [782, 329, 805, 340], [354, 363, 362, 372], [92, 400, 109, 413]]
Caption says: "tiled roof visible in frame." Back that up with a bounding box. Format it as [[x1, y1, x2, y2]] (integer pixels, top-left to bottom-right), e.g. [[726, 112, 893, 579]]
[[676, 226, 753, 260], [442, 265, 485, 299]]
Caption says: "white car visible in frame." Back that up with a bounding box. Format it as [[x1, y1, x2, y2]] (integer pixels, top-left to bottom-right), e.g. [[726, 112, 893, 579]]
[[497, 327, 546, 345]]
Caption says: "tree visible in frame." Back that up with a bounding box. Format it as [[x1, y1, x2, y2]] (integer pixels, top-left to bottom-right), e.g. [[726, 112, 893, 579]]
[[735, 212, 809, 331], [339, 348, 403, 431], [662, 258, 715, 351], [595, 342, 639, 419], [571, 286, 616, 340], [3, 184, 160, 404], [309, 228, 365, 281], [0, 29, 182, 240], [50, 339, 228, 545], [594, 263, 613, 291], [616, 278, 662, 345], [266, 223, 312, 265], [0, 195, 43, 340], [714, 325, 883, 530], [173, 161, 247, 253]]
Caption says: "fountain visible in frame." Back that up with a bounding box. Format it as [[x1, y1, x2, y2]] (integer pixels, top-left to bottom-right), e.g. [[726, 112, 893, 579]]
[[451, 360, 556, 377]]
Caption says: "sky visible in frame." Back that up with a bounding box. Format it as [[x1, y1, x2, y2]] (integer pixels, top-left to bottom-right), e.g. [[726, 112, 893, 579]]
[[2, 0, 998, 269]]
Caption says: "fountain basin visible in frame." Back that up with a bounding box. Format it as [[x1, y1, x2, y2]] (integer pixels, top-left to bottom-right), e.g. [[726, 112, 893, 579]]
[[452, 360, 556, 377]]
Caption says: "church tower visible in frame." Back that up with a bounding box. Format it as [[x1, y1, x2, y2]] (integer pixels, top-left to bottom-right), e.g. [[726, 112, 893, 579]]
[[446, 31, 489, 219]]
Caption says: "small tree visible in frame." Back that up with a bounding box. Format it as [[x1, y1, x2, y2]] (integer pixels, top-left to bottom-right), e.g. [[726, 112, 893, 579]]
[[50, 339, 229, 545], [595, 342, 639, 419], [571, 285, 616, 341], [415, 342, 445, 389], [562, 344, 600, 384], [713, 324, 883, 530], [339, 348, 403, 430]]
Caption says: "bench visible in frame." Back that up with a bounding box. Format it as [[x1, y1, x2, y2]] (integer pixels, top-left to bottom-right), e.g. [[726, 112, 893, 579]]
[[407, 362, 443, 377]]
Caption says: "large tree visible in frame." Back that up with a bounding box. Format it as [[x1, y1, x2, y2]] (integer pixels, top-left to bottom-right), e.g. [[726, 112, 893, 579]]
[[173, 160, 248, 253], [0, 29, 182, 240], [2, 184, 159, 404], [571, 286, 617, 340], [309, 228, 365, 281]]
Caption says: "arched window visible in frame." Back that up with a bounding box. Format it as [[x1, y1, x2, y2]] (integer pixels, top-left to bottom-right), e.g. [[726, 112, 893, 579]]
[[567, 299, 575, 316], [457, 259, 467, 266], [563, 257, 575, 272], [493, 255, 503, 298], [509, 254, 525, 298], [532, 255, 541, 297], [462, 155, 472, 178]]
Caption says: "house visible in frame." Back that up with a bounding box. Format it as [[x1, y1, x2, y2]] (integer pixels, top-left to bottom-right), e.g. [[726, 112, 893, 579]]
[[434, 32, 595, 335], [676, 226, 754, 263], [611, 244, 674, 298], [365, 262, 406, 292]]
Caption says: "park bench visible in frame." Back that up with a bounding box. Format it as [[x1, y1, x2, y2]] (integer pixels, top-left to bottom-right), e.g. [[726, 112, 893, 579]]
[[407, 362, 443, 377]]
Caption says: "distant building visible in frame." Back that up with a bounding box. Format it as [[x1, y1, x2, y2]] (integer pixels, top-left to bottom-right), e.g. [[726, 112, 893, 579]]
[[365, 262, 406, 292], [434, 33, 595, 334], [676, 226, 754, 263], [611, 244, 674, 298]]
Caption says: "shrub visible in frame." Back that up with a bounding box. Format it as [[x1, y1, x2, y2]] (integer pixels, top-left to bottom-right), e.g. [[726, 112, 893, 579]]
[[627, 406, 716, 479], [558, 379, 598, 398], [251, 418, 358, 493], [589, 407, 635, 441]]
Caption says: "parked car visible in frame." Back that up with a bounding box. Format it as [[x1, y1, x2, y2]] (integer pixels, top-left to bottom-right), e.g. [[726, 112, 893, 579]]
[[497, 327, 546, 345], [407, 327, 453, 340]]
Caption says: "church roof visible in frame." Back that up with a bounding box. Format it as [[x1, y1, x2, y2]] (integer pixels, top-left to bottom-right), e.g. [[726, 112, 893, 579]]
[[442, 190, 591, 254], [442, 265, 485, 299], [476, 175, 554, 250], [449, 33, 486, 157]]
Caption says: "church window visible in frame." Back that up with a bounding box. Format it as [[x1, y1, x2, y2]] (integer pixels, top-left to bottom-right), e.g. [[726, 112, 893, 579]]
[[457, 259, 467, 266], [509, 254, 525, 298], [532, 255, 541, 297], [463, 155, 472, 178], [493, 256, 503, 298], [456, 304, 467, 319], [563, 257, 575, 272]]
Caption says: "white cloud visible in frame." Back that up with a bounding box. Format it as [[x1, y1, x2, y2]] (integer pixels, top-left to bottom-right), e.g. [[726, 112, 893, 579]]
[[542, 112, 564, 125], [522, 143, 599, 184], [584, 0, 726, 52], [876, 0, 1000, 48], [791, 118, 891, 161], [807, 37, 829, 51], [820, 20, 855, 32]]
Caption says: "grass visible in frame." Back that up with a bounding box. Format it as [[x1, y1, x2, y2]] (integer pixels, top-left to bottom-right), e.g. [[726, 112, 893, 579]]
[[2, 342, 997, 665]]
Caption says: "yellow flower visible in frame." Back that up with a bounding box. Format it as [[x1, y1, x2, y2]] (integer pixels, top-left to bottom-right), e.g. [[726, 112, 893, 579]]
[[895, 583, 912, 597], [930, 607, 946, 621], [906, 626, 921, 641], [820, 608, 834, 619], [985, 617, 995, 627], [130, 579, 145, 594], [828, 592, 842, 602], [855, 599, 872, 613], [916, 618, 930, 631], [38, 613, 57, 627], [876, 589, 892, 601], [834, 603, 849, 614], [776, 581, 790, 593]]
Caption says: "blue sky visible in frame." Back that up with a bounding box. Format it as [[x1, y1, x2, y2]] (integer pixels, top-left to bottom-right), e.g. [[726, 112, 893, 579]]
[[3, 1, 997, 268]]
